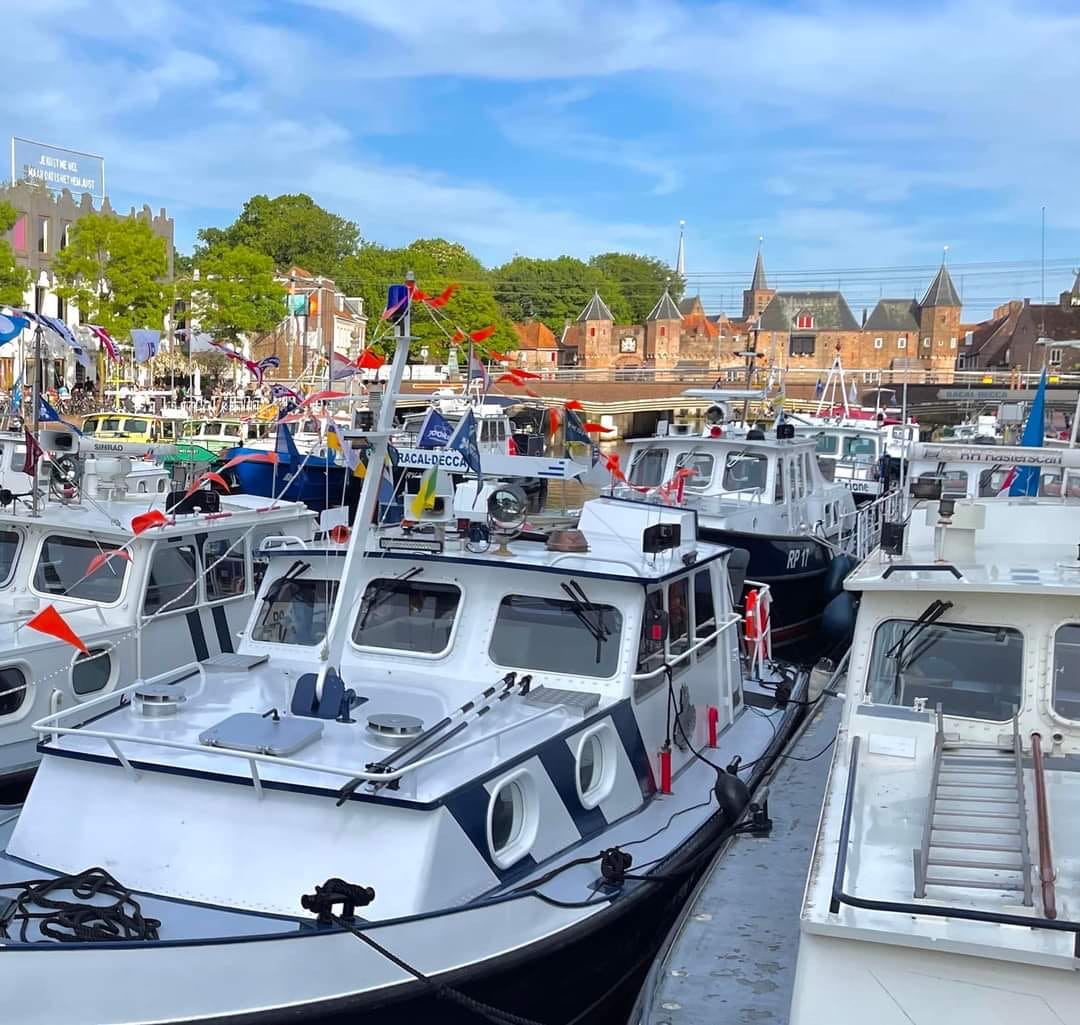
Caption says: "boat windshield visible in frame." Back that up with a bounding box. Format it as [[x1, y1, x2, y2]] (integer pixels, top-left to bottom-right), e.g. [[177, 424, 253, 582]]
[[815, 434, 839, 455], [842, 436, 877, 460], [866, 616, 1024, 721], [252, 578, 339, 646], [489, 594, 623, 678], [628, 448, 667, 487], [33, 536, 128, 603], [722, 452, 767, 493]]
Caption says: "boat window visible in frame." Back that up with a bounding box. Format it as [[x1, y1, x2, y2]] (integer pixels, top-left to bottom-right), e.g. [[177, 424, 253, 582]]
[[252, 578, 339, 645], [629, 448, 667, 488], [942, 471, 968, 498], [668, 577, 690, 658], [144, 544, 198, 615], [774, 459, 784, 501], [0, 667, 27, 716], [490, 780, 522, 853], [0, 530, 19, 585], [100, 417, 123, 432], [34, 536, 127, 602], [353, 579, 460, 654], [490, 595, 622, 678], [637, 588, 665, 674], [866, 618, 1023, 722], [694, 569, 717, 652], [1052, 624, 1080, 720], [72, 649, 111, 695], [803, 452, 814, 487], [578, 733, 603, 796], [224, 424, 242, 438], [842, 436, 877, 460], [723, 452, 767, 493], [815, 434, 839, 455], [125, 419, 149, 434], [182, 422, 199, 437], [575, 726, 615, 808], [791, 455, 804, 499], [205, 421, 224, 435], [675, 452, 714, 490], [205, 536, 247, 601]]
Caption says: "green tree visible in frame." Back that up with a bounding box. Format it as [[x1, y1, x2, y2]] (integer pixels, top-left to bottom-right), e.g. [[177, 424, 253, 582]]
[[53, 213, 169, 337], [588, 252, 683, 325], [0, 201, 29, 306], [198, 194, 359, 277], [182, 244, 285, 345], [337, 238, 515, 361], [491, 256, 629, 332]]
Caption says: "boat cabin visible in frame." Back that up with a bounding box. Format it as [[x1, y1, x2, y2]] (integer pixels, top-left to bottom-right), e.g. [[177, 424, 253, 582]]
[[183, 417, 273, 454], [907, 441, 1080, 500], [81, 413, 187, 444], [811, 425, 885, 501], [792, 491, 1080, 1023]]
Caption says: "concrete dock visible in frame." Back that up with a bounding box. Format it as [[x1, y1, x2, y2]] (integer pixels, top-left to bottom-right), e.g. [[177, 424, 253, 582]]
[[632, 693, 844, 1025]]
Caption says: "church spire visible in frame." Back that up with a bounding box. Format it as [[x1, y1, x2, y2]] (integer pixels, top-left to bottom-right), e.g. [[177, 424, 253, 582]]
[[750, 238, 768, 291]]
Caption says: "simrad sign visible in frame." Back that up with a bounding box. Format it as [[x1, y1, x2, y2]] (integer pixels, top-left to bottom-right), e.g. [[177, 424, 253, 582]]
[[11, 137, 104, 200]]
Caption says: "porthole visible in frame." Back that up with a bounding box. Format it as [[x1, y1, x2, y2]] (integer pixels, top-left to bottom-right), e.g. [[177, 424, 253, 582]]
[[138, 481, 148, 494], [0, 666, 27, 716], [72, 649, 112, 695], [491, 782, 522, 852], [575, 725, 617, 809], [486, 771, 538, 869], [158, 479, 167, 493]]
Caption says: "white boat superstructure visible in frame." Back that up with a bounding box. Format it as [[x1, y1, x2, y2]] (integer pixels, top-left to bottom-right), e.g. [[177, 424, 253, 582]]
[[0, 432, 316, 779], [0, 284, 809, 1025], [810, 424, 888, 502], [790, 488, 1080, 1024]]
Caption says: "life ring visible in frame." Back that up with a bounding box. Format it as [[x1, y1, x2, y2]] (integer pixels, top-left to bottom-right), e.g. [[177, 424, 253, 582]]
[[743, 588, 770, 659]]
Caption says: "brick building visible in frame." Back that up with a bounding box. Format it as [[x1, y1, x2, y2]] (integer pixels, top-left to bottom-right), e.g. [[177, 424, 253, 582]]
[[561, 248, 964, 379], [957, 273, 1080, 373], [511, 320, 559, 370], [249, 267, 366, 383]]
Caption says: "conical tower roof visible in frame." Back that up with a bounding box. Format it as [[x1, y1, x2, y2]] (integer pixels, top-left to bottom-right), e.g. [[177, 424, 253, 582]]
[[647, 287, 682, 322], [750, 247, 768, 291], [920, 262, 961, 308], [577, 290, 614, 322]]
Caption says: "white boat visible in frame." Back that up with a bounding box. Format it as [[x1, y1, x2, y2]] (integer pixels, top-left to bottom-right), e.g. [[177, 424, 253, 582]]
[[0, 283, 810, 1025], [0, 429, 316, 780], [810, 423, 889, 503], [790, 454, 1080, 1024], [619, 417, 894, 654]]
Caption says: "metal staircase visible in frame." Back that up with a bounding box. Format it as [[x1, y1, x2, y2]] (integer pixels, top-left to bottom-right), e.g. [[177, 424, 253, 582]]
[[913, 707, 1034, 905]]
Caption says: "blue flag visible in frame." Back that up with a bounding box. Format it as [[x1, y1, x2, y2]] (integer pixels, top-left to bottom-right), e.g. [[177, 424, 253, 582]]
[[1009, 368, 1048, 497], [39, 396, 62, 422], [565, 409, 591, 446], [0, 313, 28, 345], [417, 407, 454, 449], [11, 373, 21, 411], [447, 408, 482, 475]]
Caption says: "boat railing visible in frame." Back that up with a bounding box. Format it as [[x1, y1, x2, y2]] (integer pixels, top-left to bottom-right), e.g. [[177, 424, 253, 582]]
[[31, 666, 566, 797], [1030, 731, 1058, 919], [829, 735, 1080, 956], [834, 487, 904, 560], [631, 613, 741, 684]]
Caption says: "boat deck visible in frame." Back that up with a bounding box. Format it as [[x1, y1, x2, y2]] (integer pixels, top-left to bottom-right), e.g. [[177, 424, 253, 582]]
[[633, 693, 843, 1025]]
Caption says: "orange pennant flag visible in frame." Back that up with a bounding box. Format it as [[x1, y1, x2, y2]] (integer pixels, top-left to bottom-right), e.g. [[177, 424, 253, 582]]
[[469, 325, 496, 342], [86, 550, 132, 577], [186, 472, 231, 497], [452, 329, 466, 343], [512, 368, 541, 380], [219, 451, 279, 473], [547, 407, 561, 436], [131, 510, 170, 535], [583, 421, 607, 433], [425, 284, 459, 307], [26, 604, 89, 655], [565, 399, 584, 411]]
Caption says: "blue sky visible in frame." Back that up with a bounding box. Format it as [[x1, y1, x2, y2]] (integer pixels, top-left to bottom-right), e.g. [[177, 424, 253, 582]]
[[5, 0, 1080, 317]]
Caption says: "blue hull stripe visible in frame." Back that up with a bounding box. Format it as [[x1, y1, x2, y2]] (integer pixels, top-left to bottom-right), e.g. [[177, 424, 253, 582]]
[[211, 605, 234, 653], [185, 610, 210, 662]]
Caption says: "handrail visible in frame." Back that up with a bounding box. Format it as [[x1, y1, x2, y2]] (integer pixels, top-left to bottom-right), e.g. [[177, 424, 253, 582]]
[[829, 733, 1080, 956], [630, 614, 741, 682], [1030, 732, 1058, 919]]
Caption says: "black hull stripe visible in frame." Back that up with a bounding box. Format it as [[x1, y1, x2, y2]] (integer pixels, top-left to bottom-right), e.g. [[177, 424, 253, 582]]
[[185, 610, 210, 662], [211, 606, 234, 653]]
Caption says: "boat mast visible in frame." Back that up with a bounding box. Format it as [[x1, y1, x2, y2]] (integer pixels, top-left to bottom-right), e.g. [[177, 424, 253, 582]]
[[30, 317, 42, 518], [320, 274, 414, 670]]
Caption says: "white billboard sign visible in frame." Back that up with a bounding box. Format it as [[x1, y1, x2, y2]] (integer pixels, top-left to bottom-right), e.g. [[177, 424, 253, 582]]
[[11, 137, 105, 200]]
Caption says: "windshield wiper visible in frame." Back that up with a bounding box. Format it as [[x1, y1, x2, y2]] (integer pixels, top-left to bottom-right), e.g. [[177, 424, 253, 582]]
[[889, 599, 953, 701], [357, 566, 423, 630], [260, 560, 310, 603], [560, 580, 609, 664]]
